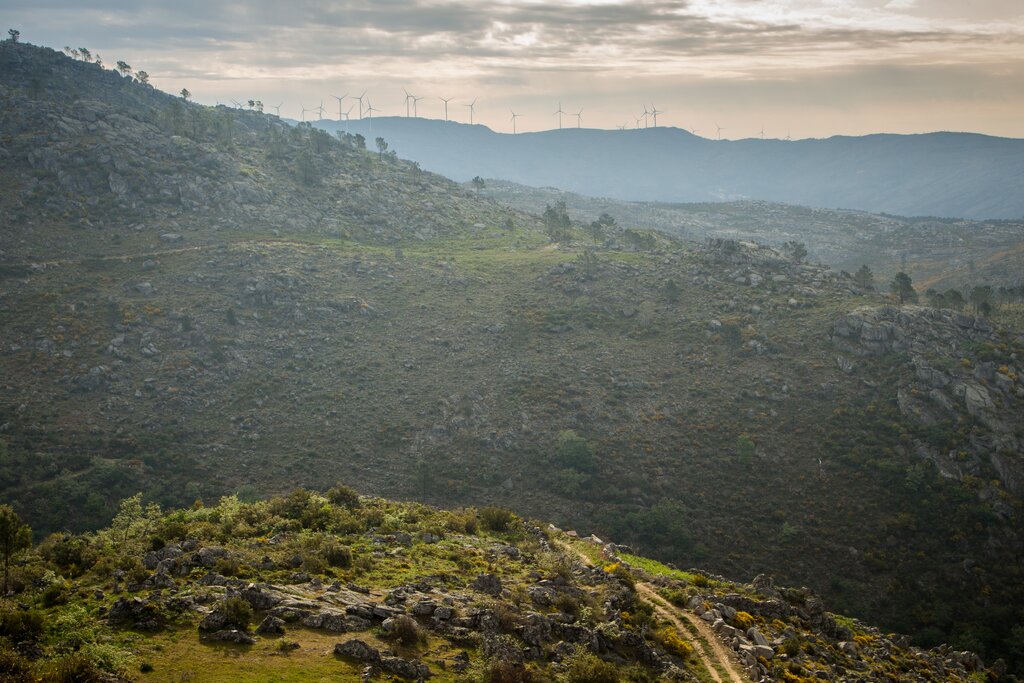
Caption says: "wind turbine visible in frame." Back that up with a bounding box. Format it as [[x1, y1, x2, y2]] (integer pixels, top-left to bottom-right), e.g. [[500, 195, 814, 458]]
[[716, 124, 725, 140], [412, 95, 424, 117], [300, 103, 314, 122], [634, 116, 642, 129], [759, 126, 765, 139], [271, 102, 282, 117], [365, 100, 379, 130], [785, 128, 792, 141], [649, 105, 663, 127], [641, 106, 649, 128], [440, 96, 454, 121], [354, 91, 367, 119], [402, 88, 413, 117], [230, 99, 244, 109], [332, 94, 347, 120], [574, 108, 583, 129], [463, 98, 477, 124], [317, 100, 325, 121], [509, 109, 520, 134], [553, 102, 566, 129], [340, 104, 354, 132]]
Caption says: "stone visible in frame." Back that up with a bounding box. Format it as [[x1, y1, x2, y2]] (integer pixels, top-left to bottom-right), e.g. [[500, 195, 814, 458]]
[[159, 233, 184, 243], [203, 629, 256, 644], [256, 615, 285, 635], [196, 546, 229, 567], [471, 573, 502, 596], [963, 384, 994, 416], [334, 638, 380, 663], [380, 656, 432, 679], [748, 627, 770, 647]]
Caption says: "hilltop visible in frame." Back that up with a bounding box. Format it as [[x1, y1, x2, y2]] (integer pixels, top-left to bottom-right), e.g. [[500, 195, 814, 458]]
[[317, 116, 1024, 220], [0, 494, 999, 682], [1, 39, 1023, 674]]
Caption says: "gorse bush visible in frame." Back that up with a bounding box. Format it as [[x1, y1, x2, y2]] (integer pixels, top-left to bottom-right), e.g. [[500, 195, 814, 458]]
[[218, 596, 253, 630], [385, 614, 423, 647], [479, 507, 516, 533], [556, 646, 619, 683], [323, 542, 352, 568]]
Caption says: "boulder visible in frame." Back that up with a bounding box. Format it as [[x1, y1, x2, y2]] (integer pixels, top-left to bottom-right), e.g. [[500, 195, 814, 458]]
[[380, 656, 432, 680], [256, 615, 286, 635], [202, 629, 256, 645], [471, 573, 502, 596], [334, 638, 381, 663]]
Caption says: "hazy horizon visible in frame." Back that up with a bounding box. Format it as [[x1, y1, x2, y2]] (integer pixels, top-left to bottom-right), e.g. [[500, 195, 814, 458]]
[[4, 0, 1023, 139]]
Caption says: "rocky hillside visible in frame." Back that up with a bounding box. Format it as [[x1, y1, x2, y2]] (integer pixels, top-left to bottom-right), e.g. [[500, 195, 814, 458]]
[[1, 40, 1023, 672], [478, 179, 1024, 293], [0, 493, 1001, 682]]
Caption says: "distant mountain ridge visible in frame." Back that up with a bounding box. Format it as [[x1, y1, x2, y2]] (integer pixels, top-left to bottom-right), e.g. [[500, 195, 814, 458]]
[[315, 117, 1024, 220]]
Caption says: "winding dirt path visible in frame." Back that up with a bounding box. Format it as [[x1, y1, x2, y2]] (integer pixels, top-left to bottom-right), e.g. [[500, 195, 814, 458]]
[[559, 540, 750, 683], [637, 582, 750, 683]]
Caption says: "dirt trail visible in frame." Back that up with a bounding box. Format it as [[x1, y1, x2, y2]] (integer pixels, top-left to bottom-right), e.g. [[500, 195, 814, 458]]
[[636, 582, 751, 683], [560, 541, 750, 683]]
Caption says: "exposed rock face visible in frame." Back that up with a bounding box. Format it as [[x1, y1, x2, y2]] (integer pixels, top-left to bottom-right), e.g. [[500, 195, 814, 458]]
[[831, 305, 1023, 496]]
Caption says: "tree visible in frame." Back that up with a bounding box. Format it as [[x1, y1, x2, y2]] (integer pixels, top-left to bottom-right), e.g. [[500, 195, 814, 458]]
[[7, 29, 20, 43], [78, 47, 92, 62], [116, 60, 132, 77], [296, 148, 316, 185], [944, 288, 965, 311], [890, 272, 917, 305], [180, 88, 191, 101], [853, 264, 874, 290], [587, 213, 617, 243], [353, 133, 366, 150], [663, 278, 681, 304], [134, 70, 149, 85], [0, 504, 32, 594], [471, 176, 485, 193], [969, 285, 994, 315], [785, 241, 808, 263], [375, 136, 388, 160], [543, 201, 572, 242]]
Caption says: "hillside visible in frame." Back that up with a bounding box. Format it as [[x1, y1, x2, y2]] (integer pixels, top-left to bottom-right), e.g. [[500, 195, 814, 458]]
[[476, 180, 1024, 292], [316, 117, 1024, 220], [0, 494, 999, 682], [1, 40, 1024, 674]]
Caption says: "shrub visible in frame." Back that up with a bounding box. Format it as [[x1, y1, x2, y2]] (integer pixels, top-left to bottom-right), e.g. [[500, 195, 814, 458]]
[[0, 643, 33, 682], [553, 430, 597, 473], [386, 614, 423, 647], [41, 581, 70, 608], [480, 507, 516, 533], [733, 611, 755, 630], [218, 596, 253, 630], [0, 603, 44, 642], [323, 543, 352, 569], [39, 654, 104, 683], [326, 483, 360, 509], [557, 646, 619, 683], [214, 556, 242, 577], [655, 625, 694, 660]]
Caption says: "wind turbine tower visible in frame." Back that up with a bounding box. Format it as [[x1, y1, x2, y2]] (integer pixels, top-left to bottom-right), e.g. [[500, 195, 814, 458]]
[[354, 91, 367, 119], [574, 108, 583, 129], [402, 89, 413, 117], [331, 94, 347, 120], [271, 102, 282, 117], [716, 123, 725, 140], [412, 95, 424, 117], [463, 98, 477, 124], [650, 105, 663, 127], [553, 102, 566, 129], [509, 110, 521, 134], [440, 96, 454, 121]]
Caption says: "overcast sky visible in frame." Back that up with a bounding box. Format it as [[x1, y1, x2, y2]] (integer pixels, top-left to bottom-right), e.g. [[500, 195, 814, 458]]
[[5, 0, 1024, 138]]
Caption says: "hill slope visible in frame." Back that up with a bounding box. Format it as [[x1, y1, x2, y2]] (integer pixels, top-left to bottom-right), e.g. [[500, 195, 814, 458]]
[[316, 117, 1024, 220], [0, 493, 999, 682], [1, 40, 1023, 673]]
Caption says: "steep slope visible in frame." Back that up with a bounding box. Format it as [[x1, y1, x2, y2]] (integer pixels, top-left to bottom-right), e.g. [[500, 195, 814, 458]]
[[317, 117, 1024, 220], [1, 40, 1023, 671], [0, 493, 999, 682]]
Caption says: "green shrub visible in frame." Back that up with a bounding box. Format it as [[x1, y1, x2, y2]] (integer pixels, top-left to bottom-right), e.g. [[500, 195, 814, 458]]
[[557, 646, 619, 683], [218, 596, 253, 630], [0, 603, 44, 642], [214, 556, 242, 577], [385, 614, 423, 647], [323, 543, 352, 569], [326, 483, 361, 509], [553, 430, 597, 473], [480, 507, 516, 533], [41, 581, 69, 608], [39, 654, 104, 683]]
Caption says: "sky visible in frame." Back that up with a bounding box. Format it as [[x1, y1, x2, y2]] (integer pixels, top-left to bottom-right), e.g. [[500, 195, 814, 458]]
[[4, 0, 1024, 138]]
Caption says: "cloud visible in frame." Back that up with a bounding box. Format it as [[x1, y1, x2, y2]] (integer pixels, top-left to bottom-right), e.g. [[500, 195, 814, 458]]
[[4, 0, 1023, 136]]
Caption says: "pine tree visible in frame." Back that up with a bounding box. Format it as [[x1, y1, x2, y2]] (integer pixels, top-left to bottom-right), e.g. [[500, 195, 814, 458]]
[[890, 272, 917, 305]]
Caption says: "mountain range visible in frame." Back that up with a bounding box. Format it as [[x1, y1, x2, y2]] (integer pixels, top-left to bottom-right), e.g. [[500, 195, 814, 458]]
[[316, 117, 1024, 220]]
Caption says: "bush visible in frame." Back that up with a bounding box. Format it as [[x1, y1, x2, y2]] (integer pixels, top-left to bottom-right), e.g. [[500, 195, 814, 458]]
[[480, 507, 516, 533], [218, 596, 253, 631], [0, 643, 33, 682], [41, 581, 69, 608], [39, 654, 104, 683], [553, 430, 597, 473], [326, 483, 360, 509], [385, 614, 422, 647], [557, 646, 619, 683], [323, 543, 352, 569], [733, 611, 755, 630], [0, 603, 44, 642], [655, 625, 694, 660]]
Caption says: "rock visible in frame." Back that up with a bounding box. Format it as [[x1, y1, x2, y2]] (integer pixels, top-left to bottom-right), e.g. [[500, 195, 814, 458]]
[[202, 629, 256, 644], [159, 233, 184, 243], [748, 627, 770, 647], [134, 282, 154, 295], [380, 655, 432, 679], [836, 355, 855, 374], [963, 384, 993, 416], [471, 573, 502, 596], [198, 610, 228, 632], [196, 546, 229, 567], [334, 638, 381, 663], [256, 615, 286, 635]]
